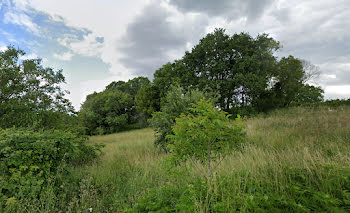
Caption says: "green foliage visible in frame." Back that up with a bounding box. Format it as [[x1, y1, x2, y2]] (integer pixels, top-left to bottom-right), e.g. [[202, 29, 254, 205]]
[[0, 46, 74, 129], [273, 55, 306, 107], [0, 129, 102, 202], [160, 28, 281, 111], [3, 104, 350, 212], [152, 29, 318, 114], [79, 89, 133, 135], [135, 84, 160, 120], [153, 61, 194, 99], [323, 98, 350, 107], [168, 98, 245, 178], [106, 77, 150, 97], [80, 77, 152, 135], [127, 166, 350, 212], [293, 84, 324, 104], [254, 56, 308, 111], [106, 77, 151, 125], [149, 85, 212, 151], [126, 184, 197, 212]]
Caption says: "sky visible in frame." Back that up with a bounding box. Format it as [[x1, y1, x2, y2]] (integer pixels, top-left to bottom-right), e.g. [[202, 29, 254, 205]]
[[1, 0, 350, 110]]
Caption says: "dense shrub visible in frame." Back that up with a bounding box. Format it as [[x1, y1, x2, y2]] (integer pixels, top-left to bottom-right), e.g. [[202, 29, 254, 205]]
[[168, 98, 245, 178], [0, 129, 102, 203], [149, 85, 215, 151]]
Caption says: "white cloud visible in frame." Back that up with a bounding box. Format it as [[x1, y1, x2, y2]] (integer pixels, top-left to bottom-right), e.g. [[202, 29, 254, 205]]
[[13, 0, 149, 83], [3, 11, 40, 34], [69, 33, 103, 57], [324, 85, 350, 100], [18, 0, 149, 72], [20, 52, 38, 60], [0, 46, 8, 52], [53, 52, 74, 61]]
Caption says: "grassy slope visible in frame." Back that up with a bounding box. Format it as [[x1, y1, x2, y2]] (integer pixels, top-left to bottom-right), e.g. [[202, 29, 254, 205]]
[[67, 106, 350, 212]]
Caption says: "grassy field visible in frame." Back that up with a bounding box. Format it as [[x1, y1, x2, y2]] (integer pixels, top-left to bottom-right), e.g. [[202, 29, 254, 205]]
[[14, 106, 350, 212]]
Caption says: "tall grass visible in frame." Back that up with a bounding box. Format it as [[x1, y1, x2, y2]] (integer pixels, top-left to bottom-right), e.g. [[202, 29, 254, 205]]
[[5, 106, 350, 212]]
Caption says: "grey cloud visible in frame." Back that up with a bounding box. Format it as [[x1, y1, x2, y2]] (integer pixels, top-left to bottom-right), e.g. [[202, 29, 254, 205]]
[[318, 58, 350, 86], [119, 0, 350, 95], [270, 7, 291, 24], [273, 1, 350, 88], [118, 1, 208, 78], [169, 0, 275, 22]]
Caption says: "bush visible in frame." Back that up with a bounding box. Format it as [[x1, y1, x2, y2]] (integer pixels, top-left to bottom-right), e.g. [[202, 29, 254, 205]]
[[168, 98, 245, 179], [0, 129, 102, 202], [150, 85, 215, 151]]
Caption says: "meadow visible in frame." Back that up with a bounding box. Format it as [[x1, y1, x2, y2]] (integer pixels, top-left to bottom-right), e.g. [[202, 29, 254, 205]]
[[8, 105, 349, 212]]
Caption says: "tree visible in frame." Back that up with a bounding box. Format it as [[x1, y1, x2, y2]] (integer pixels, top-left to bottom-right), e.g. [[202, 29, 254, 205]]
[[301, 60, 321, 84], [157, 28, 280, 111], [168, 98, 245, 179], [294, 84, 324, 104], [135, 84, 160, 120], [106, 77, 150, 97], [106, 77, 151, 124], [153, 61, 195, 99], [0, 46, 74, 129], [273, 56, 305, 107], [79, 90, 133, 135]]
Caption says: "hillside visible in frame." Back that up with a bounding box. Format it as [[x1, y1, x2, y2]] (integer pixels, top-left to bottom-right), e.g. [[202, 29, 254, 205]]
[[6, 106, 350, 212], [66, 106, 350, 212]]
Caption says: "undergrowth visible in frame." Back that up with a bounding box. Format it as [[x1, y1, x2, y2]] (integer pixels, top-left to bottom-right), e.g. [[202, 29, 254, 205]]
[[2, 106, 350, 212]]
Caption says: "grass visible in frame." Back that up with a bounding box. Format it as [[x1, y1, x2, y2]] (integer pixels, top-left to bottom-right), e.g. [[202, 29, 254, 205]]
[[5, 106, 350, 212]]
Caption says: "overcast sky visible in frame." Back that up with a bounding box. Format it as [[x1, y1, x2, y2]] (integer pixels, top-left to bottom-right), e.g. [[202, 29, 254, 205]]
[[1, 0, 350, 109]]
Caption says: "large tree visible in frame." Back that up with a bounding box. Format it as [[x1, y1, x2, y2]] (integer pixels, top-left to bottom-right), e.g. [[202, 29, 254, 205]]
[[273, 56, 306, 107], [154, 29, 281, 111], [0, 47, 74, 129], [152, 29, 315, 113]]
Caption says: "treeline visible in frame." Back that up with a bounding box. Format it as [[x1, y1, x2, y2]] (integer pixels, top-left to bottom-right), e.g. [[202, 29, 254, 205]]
[[79, 28, 324, 135], [292, 98, 350, 107]]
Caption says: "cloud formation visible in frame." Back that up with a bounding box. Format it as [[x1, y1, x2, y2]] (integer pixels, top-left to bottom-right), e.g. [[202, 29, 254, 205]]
[[1, 0, 350, 108], [169, 0, 275, 22], [118, 1, 208, 78]]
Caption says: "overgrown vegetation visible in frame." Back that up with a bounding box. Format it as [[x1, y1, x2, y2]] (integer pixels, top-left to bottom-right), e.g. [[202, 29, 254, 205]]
[[3, 106, 349, 212], [0, 47, 102, 211], [1, 27, 348, 212]]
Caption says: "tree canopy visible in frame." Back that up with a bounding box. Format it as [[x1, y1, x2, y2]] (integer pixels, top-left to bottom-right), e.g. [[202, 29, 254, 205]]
[[79, 76, 152, 135], [152, 28, 323, 113], [0, 46, 74, 129]]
